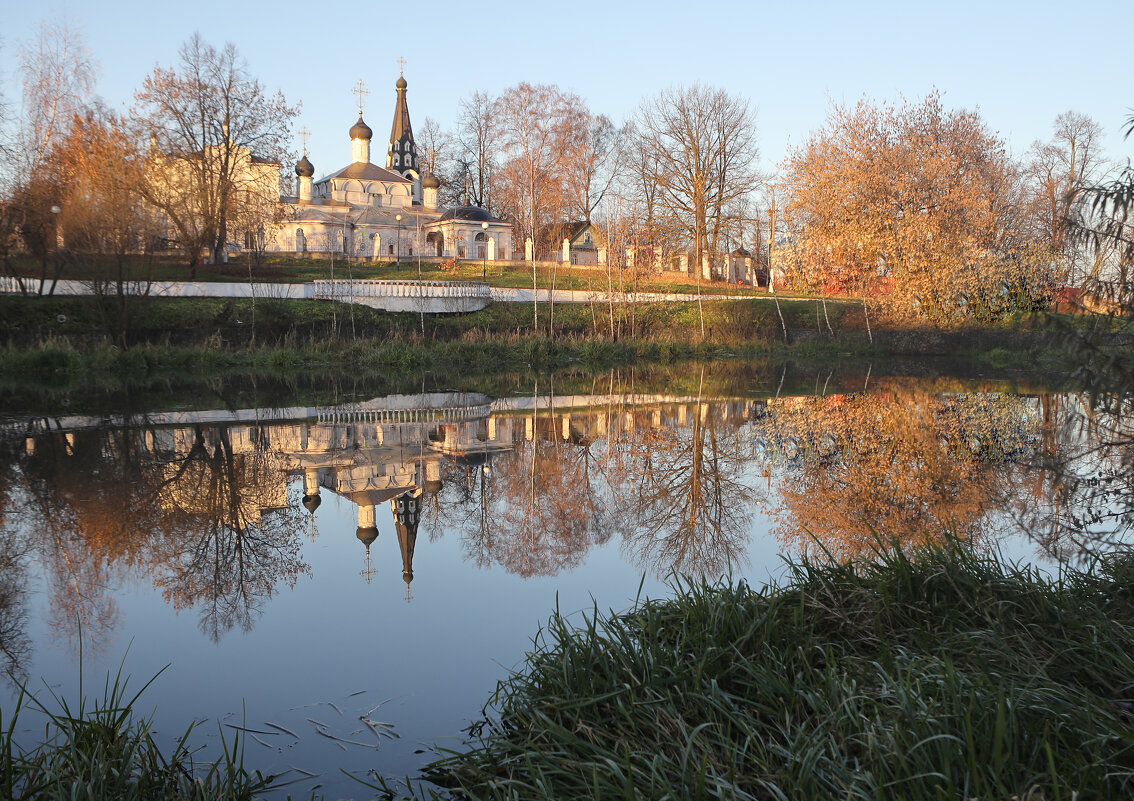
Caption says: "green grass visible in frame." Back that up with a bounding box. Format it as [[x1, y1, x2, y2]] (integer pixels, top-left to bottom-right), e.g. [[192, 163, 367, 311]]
[[421, 540, 1134, 800], [0, 663, 287, 801]]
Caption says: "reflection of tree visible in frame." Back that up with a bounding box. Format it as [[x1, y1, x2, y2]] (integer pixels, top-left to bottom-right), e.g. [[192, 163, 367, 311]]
[[148, 427, 309, 641], [12, 429, 159, 655], [757, 391, 1039, 559], [615, 406, 755, 577], [0, 527, 32, 684], [1012, 394, 1134, 563], [478, 434, 611, 578], [439, 389, 612, 578]]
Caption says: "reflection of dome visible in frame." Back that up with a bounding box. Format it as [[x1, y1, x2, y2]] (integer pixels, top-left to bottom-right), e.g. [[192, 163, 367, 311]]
[[438, 206, 501, 223], [295, 155, 314, 177], [356, 526, 379, 546], [424, 477, 443, 494], [302, 493, 321, 513], [349, 116, 373, 141], [422, 172, 440, 189], [402, 569, 413, 584]]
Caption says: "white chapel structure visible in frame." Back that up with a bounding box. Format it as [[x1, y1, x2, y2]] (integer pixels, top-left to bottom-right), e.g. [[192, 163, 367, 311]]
[[268, 74, 511, 262]]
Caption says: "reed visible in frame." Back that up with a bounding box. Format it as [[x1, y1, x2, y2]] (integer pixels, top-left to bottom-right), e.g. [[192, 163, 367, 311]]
[[0, 663, 290, 801], [424, 540, 1134, 800]]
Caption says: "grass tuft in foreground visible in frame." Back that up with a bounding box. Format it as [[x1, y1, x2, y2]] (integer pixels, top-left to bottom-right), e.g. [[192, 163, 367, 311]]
[[0, 664, 286, 801], [423, 541, 1134, 800]]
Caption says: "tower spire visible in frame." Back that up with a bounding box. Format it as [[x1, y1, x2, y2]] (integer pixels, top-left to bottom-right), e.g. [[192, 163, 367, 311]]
[[386, 68, 418, 179]]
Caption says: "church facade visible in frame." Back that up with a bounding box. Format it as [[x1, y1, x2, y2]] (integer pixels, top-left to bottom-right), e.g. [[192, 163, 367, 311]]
[[264, 76, 512, 263]]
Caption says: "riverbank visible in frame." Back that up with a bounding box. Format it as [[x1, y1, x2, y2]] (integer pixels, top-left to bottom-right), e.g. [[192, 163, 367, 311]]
[[420, 541, 1134, 801], [0, 295, 1085, 379]]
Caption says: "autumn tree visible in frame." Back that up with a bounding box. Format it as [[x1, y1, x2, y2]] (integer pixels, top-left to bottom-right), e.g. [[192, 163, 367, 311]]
[[626, 85, 759, 273], [133, 34, 297, 270], [783, 93, 1050, 321], [53, 105, 157, 345]]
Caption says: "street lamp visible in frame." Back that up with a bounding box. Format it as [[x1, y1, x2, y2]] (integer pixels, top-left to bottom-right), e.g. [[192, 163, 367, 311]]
[[395, 213, 402, 266], [481, 221, 489, 278]]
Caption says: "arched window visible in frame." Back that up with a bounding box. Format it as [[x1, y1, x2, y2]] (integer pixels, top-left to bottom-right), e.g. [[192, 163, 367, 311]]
[[475, 232, 488, 242], [392, 154, 400, 166]]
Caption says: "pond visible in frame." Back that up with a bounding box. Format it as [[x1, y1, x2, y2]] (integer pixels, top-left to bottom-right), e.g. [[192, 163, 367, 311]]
[[0, 362, 1129, 798]]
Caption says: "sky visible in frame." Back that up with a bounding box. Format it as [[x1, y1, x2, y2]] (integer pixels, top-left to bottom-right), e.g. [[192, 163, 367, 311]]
[[2, 0, 1131, 182]]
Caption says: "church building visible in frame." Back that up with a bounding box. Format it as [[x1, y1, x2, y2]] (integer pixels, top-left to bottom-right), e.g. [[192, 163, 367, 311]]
[[268, 75, 512, 263]]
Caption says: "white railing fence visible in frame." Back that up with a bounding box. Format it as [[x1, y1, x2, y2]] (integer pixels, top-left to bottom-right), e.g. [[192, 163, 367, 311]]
[[312, 279, 491, 300]]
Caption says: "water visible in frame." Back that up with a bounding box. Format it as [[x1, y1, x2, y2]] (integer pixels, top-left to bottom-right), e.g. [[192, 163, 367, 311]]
[[0, 363, 1129, 798]]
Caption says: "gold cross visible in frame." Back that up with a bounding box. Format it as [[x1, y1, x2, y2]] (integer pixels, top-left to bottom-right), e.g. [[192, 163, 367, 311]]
[[352, 79, 369, 116], [298, 126, 310, 154], [397, 56, 407, 77]]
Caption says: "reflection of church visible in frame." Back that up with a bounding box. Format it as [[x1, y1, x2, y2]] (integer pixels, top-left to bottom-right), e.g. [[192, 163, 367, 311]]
[[273, 395, 516, 585], [274, 73, 512, 262]]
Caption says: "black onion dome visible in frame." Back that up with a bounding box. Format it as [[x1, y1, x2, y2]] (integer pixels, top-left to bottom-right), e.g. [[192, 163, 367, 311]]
[[422, 172, 440, 189], [438, 206, 501, 223], [396, 76, 407, 90], [295, 155, 314, 178], [349, 116, 373, 141], [301, 493, 321, 513], [356, 526, 379, 546]]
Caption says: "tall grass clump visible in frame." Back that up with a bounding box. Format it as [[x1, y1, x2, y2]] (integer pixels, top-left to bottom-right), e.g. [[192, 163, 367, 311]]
[[0, 665, 284, 801], [425, 541, 1134, 800]]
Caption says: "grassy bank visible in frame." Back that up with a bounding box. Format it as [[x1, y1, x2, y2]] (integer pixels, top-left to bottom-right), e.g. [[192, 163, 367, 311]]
[[422, 542, 1134, 800], [0, 294, 1078, 380]]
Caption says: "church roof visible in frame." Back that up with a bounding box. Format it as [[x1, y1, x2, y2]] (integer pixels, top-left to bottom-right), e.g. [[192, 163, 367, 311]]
[[439, 206, 504, 223], [315, 162, 411, 184]]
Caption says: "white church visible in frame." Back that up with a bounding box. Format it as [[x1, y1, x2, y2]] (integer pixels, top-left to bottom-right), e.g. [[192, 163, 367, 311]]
[[266, 75, 512, 263]]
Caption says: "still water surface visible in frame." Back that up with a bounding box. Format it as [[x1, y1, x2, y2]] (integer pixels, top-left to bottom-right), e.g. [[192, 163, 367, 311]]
[[0, 365, 1128, 797]]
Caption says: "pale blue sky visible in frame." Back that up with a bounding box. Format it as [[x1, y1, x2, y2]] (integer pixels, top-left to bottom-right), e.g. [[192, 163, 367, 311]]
[[3, 0, 1130, 178]]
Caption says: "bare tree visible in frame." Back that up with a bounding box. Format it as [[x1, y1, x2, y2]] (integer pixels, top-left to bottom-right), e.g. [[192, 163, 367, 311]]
[[451, 91, 499, 211], [133, 34, 297, 271], [627, 85, 759, 274], [1026, 111, 1106, 285], [15, 17, 98, 178], [1, 18, 98, 294], [418, 115, 451, 179], [494, 83, 585, 329], [563, 112, 620, 225]]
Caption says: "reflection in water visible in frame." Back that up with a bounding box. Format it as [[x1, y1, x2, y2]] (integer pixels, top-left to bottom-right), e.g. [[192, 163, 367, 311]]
[[149, 426, 310, 641], [1015, 394, 1134, 563], [752, 389, 1040, 558], [0, 379, 1130, 647]]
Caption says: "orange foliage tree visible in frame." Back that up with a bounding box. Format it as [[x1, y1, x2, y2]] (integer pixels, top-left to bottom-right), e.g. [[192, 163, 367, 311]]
[[783, 93, 1052, 321]]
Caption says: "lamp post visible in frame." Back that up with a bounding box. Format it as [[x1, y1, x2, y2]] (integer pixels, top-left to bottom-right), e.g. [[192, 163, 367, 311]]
[[395, 213, 402, 267], [481, 221, 489, 278]]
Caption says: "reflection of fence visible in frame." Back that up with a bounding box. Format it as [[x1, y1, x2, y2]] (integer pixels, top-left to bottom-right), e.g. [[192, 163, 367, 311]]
[[0, 275, 21, 294], [312, 279, 490, 301], [316, 403, 492, 426]]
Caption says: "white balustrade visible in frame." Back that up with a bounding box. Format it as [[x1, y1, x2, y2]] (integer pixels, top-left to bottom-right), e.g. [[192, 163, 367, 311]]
[[312, 279, 490, 301]]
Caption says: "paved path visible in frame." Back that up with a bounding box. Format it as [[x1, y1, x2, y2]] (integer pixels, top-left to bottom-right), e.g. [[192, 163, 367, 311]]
[[2, 277, 757, 307]]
